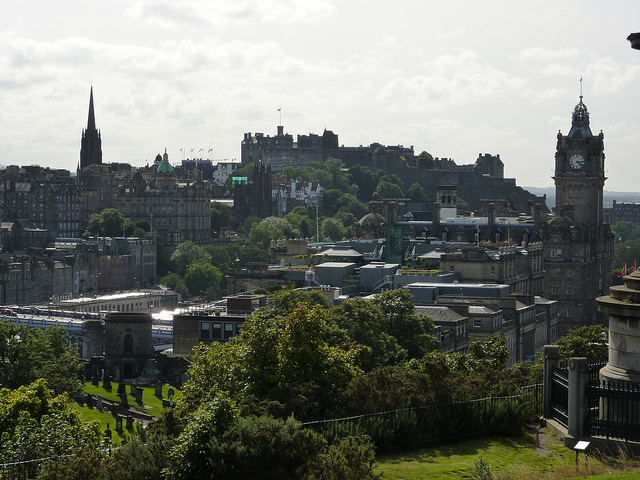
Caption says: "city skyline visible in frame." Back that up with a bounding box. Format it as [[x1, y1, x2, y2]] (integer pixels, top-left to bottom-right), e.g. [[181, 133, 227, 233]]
[[1, 0, 639, 191]]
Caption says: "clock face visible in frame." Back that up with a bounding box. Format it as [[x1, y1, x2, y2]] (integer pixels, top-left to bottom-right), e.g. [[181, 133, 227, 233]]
[[569, 154, 584, 170]]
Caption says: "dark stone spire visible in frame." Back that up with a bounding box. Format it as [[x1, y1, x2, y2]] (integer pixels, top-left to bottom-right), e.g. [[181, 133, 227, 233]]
[[80, 87, 102, 170], [87, 86, 96, 131], [568, 96, 593, 138]]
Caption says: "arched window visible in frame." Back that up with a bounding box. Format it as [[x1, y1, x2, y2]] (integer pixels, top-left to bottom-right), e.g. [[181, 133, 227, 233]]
[[123, 335, 133, 354]]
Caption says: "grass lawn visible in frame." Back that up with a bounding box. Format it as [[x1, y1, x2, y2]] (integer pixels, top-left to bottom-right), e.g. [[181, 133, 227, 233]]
[[76, 381, 178, 439], [375, 431, 640, 479]]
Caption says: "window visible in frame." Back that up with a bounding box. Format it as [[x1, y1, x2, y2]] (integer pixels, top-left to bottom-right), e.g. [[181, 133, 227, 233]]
[[473, 319, 482, 328], [200, 321, 210, 339], [212, 322, 221, 339], [490, 266, 496, 275], [224, 323, 234, 340]]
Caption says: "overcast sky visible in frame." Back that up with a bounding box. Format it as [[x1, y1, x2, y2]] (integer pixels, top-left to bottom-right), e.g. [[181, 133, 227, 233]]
[[1, 0, 639, 192]]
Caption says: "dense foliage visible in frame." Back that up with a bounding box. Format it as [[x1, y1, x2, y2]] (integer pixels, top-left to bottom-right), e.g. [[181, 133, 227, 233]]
[[0, 321, 81, 394]]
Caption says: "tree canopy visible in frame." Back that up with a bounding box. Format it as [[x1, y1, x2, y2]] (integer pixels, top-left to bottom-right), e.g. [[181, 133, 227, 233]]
[[88, 208, 135, 237]]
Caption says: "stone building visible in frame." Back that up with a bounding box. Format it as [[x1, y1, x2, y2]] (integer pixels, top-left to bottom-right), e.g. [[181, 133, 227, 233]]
[[103, 312, 152, 380], [113, 152, 211, 251], [539, 96, 615, 334]]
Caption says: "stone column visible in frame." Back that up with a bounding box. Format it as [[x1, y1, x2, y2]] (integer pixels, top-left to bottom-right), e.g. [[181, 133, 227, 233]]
[[567, 357, 589, 441], [543, 345, 561, 419], [597, 270, 640, 384]]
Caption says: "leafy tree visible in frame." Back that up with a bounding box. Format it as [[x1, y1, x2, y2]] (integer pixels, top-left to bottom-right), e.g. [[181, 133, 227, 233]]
[[249, 217, 300, 250], [184, 262, 223, 298], [329, 290, 437, 370], [0, 321, 81, 394], [211, 201, 233, 234], [556, 325, 608, 361], [159, 272, 183, 290], [348, 165, 377, 202], [88, 208, 135, 237], [416, 151, 434, 169], [165, 395, 239, 480], [408, 182, 427, 203], [614, 238, 640, 269], [227, 242, 270, 268], [0, 380, 101, 477], [171, 241, 211, 275], [372, 180, 404, 200], [457, 197, 471, 214], [612, 221, 640, 243], [203, 245, 232, 275], [180, 304, 369, 417], [272, 288, 331, 314], [321, 217, 345, 241]]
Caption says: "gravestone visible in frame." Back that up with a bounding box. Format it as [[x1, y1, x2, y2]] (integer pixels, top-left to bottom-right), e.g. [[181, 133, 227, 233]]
[[135, 387, 143, 404], [130, 383, 137, 396], [115, 415, 122, 432], [125, 416, 134, 430], [103, 371, 111, 390], [105, 424, 112, 440], [117, 383, 126, 396], [96, 395, 103, 411], [168, 388, 175, 399], [92, 375, 99, 387], [120, 394, 129, 408], [162, 399, 170, 408], [155, 381, 162, 398], [86, 394, 94, 409]]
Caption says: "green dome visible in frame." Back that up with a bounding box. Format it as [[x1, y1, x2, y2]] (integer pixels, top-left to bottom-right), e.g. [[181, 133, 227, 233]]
[[157, 160, 174, 174]]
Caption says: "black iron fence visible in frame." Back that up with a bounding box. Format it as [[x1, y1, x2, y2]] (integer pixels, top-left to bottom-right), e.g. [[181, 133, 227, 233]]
[[303, 384, 542, 453], [550, 364, 569, 428], [586, 379, 640, 442]]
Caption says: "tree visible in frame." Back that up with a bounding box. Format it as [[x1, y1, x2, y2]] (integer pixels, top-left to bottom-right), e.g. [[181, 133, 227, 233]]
[[408, 182, 427, 203], [272, 289, 331, 314], [416, 151, 434, 169], [184, 262, 223, 298], [612, 221, 640, 243], [159, 272, 182, 290], [0, 321, 81, 394], [348, 165, 377, 203], [556, 325, 608, 361], [372, 180, 404, 200], [204, 245, 232, 275], [88, 208, 135, 237], [614, 238, 640, 269], [329, 290, 437, 370], [248, 217, 300, 250], [171, 241, 211, 275], [321, 217, 345, 241], [165, 395, 239, 480], [211, 202, 233, 234], [0, 380, 101, 477]]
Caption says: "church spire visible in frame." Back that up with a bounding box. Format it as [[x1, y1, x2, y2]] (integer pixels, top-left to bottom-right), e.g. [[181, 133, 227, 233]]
[[87, 86, 96, 131], [80, 87, 103, 170]]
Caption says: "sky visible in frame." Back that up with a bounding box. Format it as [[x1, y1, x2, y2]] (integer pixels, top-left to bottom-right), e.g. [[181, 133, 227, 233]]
[[1, 0, 639, 192]]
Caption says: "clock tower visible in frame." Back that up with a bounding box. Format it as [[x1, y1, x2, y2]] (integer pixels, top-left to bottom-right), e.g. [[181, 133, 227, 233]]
[[553, 95, 605, 227], [542, 95, 614, 334]]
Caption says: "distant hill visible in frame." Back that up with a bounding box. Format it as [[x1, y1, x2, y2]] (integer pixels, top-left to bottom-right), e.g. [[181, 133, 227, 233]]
[[524, 186, 640, 211]]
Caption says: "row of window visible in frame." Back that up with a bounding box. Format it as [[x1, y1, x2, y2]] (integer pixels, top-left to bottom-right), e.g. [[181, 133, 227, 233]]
[[200, 321, 243, 341]]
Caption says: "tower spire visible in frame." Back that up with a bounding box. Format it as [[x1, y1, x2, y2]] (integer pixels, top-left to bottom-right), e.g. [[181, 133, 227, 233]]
[[87, 86, 96, 131], [80, 86, 103, 170]]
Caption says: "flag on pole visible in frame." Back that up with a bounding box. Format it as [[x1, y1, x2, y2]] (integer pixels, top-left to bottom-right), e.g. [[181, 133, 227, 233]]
[[618, 263, 627, 278], [631, 261, 637, 274]]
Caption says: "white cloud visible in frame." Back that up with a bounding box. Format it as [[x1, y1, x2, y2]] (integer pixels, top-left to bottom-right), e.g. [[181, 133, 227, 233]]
[[511, 47, 581, 63]]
